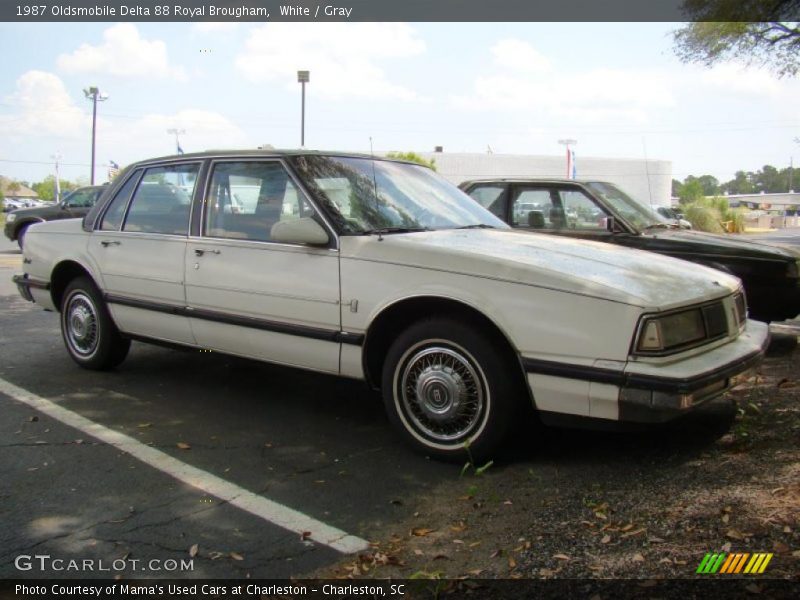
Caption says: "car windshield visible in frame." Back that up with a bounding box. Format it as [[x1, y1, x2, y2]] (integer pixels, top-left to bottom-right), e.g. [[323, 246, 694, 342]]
[[585, 181, 670, 232], [288, 155, 507, 234]]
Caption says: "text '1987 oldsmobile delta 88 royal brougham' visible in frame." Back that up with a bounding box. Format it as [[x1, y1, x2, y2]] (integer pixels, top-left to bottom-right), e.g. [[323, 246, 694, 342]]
[[14, 151, 769, 459]]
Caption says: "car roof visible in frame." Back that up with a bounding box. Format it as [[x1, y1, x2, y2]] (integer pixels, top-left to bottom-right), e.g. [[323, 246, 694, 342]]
[[462, 178, 603, 185], [128, 149, 422, 168]]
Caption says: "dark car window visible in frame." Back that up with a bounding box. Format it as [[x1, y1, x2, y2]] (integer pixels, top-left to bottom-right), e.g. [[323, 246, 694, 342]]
[[558, 190, 608, 230], [101, 174, 140, 231], [205, 161, 313, 243], [122, 164, 199, 235], [65, 188, 98, 208], [468, 185, 507, 220], [512, 189, 556, 229]]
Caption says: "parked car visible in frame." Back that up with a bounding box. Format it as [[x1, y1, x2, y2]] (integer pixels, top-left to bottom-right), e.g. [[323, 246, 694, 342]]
[[4, 185, 106, 248], [3, 198, 30, 212], [461, 178, 800, 322], [657, 206, 692, 229], [14, 151, 768, 459]]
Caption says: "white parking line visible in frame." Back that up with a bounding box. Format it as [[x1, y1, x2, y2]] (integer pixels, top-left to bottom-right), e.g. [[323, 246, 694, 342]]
[[0, 377, 369, 554]]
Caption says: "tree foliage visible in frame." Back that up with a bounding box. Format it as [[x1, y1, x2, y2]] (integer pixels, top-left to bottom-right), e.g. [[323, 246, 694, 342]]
[[673, 1, 800, 77], [675, 164, 797, 198], [385, 151, 437, 171], [31, 176, 79, 202]]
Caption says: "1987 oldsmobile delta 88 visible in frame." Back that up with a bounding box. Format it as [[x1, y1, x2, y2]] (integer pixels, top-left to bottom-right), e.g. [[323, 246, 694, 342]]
[[14, 151, 769, 459]]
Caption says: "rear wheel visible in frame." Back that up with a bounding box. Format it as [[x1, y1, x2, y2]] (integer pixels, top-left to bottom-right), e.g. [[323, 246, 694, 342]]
[[382, 317, 525, 461], [60, 276, 130, 370]]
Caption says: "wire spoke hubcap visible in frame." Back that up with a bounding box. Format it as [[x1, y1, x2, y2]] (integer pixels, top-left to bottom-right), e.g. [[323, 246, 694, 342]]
[[400, 345, 485, 443], [66, 294, 99, 356]]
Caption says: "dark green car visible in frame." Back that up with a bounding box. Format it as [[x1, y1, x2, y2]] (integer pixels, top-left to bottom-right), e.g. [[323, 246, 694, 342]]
[[4, 185, 105, 248], [460, 178, 800, 323]]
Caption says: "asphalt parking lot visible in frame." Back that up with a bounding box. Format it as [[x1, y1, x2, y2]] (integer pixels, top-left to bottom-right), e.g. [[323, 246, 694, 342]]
[[1, 233, 798, 581]]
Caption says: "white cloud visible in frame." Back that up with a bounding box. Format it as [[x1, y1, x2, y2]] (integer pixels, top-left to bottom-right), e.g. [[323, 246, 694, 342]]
[[0, 70, 87, 139], [234, 23, 426, 100], [193, 22, 240, 34], [491, 39, 551, 73], [0, 71, 246, 174], [454, 67, 675, 122], [57, 24, 187, 80], [699, 63, 782, 96]]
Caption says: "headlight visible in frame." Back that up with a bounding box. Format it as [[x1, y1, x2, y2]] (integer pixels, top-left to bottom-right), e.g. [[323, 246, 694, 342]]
[[635, 301, 729, 355], [6, 213, 16, 223]]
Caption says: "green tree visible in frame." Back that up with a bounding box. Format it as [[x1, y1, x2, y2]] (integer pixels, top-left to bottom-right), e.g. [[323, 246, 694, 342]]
[[696, 174, 720, 196], [679, 179, 705, 204], [673, 1, 800, 78], [671, 178, 683, 197], [385, 151, 437, 171], [32, 176, 79, 202], [721, 170, 756, 195]]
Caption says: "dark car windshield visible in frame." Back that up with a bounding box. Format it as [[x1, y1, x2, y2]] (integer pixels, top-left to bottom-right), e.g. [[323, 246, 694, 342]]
[[585, 181, 669, 232], [288, 155, 507, 234]]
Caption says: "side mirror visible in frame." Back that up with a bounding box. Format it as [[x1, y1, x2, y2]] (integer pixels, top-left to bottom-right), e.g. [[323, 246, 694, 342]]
[[270, 217, 330, 246]]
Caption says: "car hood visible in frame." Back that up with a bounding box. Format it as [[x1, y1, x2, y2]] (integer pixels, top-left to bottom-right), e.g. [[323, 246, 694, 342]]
[[8, 204, 63, 219], [640, 228, 800, 260], [341, 229, 740, 311]]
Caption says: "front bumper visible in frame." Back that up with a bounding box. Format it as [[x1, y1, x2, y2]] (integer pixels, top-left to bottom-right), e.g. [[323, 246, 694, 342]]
[[13, 273, 49, 303], [523, 320, 770, 424]]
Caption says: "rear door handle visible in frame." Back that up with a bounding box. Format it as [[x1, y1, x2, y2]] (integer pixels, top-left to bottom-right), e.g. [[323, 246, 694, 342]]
[[100, 240, 121, 247], [194, 248, 221, 256]]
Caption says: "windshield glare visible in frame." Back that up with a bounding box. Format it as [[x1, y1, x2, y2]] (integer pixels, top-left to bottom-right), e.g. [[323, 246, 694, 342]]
[[585, 181, 668, 231], [289, 156, 507, 234]]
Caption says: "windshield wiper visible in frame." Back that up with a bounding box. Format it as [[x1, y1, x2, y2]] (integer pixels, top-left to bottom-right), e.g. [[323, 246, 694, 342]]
[[455, 224, 496, 230], [361, 226, 431, 239]]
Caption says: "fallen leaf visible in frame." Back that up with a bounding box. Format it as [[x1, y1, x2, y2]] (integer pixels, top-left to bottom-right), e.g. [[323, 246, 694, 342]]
[[783, 526, 792, 533], [189, 544, 198, 558], [773, 541, 790, 553], [301, 531, 312, 541], [508, 556, 516, 569], [452, 539, 464, 544], [137, 423, 152, 428], [745, 584, 762, 594], [621, 523, 634, 532], [726, 529, 744, 540], [621, 528, 646, 538], [208, 551, 224, 560], [721, 514, 730, 524], [432, 554, 449, 561], [490, 549, 503, 558], [792, 550, 800, 558], [450, 522, 467, 532], [413, 549, 423, 556], [721, 542, 732, 552], [230, 552, 244, 561], [74, 439, 84, 445], [659, 557, 672, 564], [601, 535, 611, 544], [411, 527, 434, 537], [467, 569, 482, 576], [553, 554, 570, 561], [469, 541, 481, 548], [503, 500, 513, 505], [177, 442, 191, 450], [633, 553, 645, 562]]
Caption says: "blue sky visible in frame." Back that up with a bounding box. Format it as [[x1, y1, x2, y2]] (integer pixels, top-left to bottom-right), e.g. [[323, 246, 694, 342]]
[[1, 21, 798, 186]]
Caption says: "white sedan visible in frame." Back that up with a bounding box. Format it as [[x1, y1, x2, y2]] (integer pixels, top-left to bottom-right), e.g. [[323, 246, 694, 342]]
[[13, 151, 769, 460]]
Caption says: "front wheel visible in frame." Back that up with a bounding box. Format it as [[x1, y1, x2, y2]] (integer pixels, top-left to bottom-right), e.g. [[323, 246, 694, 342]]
[[382, 318, 525, 461], [60, 276, 130, 370]]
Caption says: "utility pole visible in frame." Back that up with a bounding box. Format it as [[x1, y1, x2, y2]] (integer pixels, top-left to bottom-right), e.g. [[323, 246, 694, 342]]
[[51, 153, 62, 203], [83, 86, 108, 185]]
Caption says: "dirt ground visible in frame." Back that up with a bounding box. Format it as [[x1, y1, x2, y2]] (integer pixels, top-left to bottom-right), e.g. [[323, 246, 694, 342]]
[[315, 333, 800, 584]]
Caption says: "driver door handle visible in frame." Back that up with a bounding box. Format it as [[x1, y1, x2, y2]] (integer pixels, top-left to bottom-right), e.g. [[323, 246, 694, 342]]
[[100, 240, 121, 247], [195, 248, 221, 256]]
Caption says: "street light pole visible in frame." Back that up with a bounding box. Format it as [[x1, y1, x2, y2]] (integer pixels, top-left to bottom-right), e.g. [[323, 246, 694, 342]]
[[83, 86, 108, 185], [51, 153, 62, 203], [558, 139, 577, 179], [297, 70, 310, 147]]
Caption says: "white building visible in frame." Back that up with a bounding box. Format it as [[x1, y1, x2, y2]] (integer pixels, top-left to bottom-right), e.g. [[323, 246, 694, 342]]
[[412, 152, 673, 208]]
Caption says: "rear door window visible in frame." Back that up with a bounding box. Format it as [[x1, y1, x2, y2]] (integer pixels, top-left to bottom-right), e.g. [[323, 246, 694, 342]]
[[122, 164, 200, 235]]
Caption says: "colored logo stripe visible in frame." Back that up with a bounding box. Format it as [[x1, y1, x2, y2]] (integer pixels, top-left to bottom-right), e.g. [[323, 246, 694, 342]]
[[697, 552, 773, 574]]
